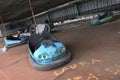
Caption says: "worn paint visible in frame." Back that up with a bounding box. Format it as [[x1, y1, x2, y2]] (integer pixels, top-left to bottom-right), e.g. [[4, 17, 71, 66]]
[[92, 58, 102, 64], [54, 58, 102, 76], [79, 61, 90, 66], [54, 64, 77, 76], [87, 73, 99, 80], [105, 68, 120, 75], [66, 76, 82, 80], [73, 76, 82, 80], [69, 64, 77, 69]]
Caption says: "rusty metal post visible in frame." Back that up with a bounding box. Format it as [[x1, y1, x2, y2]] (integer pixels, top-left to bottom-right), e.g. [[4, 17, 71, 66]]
[[46, 12, 51, 23], [28, 0, 37, 28], [0, 14, 6, 36]]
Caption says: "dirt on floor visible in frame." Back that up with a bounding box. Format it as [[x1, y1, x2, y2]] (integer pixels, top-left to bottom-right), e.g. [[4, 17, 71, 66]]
[[0, 19, 120, 80]]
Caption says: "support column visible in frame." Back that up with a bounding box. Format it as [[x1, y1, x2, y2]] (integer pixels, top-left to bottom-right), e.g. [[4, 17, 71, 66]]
[[46, 12, 51, 23], [0, 14, 6, 36], [74, 4, 80, 16]]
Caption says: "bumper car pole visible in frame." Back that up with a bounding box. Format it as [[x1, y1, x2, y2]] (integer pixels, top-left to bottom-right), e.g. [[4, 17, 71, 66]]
[[28, 0, 37, 29], [0, 14, 6, 36], [0, 14, 8, 52]]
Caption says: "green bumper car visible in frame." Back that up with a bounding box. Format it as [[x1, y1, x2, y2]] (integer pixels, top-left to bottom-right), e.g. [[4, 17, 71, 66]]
[[91, 12, 113, 25]]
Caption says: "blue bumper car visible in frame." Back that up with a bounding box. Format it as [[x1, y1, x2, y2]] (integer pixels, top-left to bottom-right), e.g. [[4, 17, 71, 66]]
[[5, 35, 29, 48], [2, 34, 29, 52], [28, 32, 72, 70]]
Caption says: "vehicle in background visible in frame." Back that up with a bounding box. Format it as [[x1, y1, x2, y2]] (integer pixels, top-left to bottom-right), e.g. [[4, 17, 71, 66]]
[[2, 30, 29, 52], [90, 11, 113, 25]]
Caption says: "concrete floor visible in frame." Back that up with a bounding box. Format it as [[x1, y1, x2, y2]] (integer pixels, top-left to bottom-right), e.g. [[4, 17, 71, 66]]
[[0, 20, 120, 80]]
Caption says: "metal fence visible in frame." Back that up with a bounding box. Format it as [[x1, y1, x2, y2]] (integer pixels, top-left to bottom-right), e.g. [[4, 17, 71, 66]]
[[78, 0, 120, 15], [33, 0, 119, 24], [14, 0, 120, 29]]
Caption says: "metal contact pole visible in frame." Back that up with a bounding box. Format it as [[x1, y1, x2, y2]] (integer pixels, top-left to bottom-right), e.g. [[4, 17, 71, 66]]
[[28, 0, 37, 28], [0, 14, 6, 36]]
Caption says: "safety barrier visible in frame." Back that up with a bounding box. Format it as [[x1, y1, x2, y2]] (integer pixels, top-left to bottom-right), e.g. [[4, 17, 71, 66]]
[[33, 0, 119, 24], [5, 0, 120, 31]]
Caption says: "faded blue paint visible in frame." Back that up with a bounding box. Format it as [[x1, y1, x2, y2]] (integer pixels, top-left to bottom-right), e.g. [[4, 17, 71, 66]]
[[33, 41, 66, 64], [91, 18, 100, 25], [4, 38, 20, 45]]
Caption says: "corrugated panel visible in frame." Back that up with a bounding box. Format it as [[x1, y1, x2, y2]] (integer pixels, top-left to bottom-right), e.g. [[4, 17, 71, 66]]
[[107, 0, 112, 6], [78, 0, 120, 14], [94, 0, 98, 9], [89, 1, 94, 10], [36, 14, 48, 24], [22, 0, 120, 24], [49, 5, 77, 22], [97, 0, 101, 8]]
